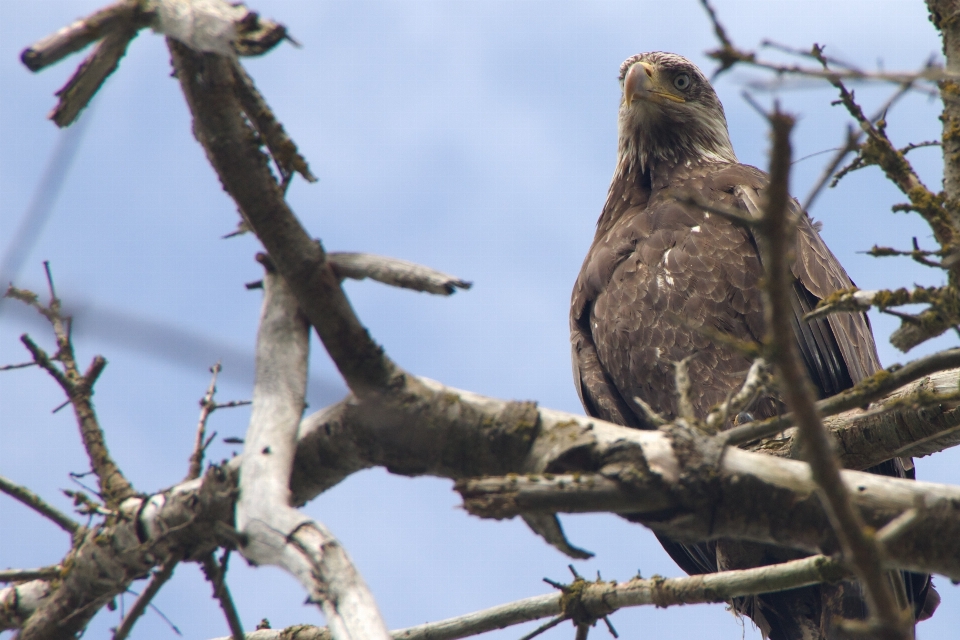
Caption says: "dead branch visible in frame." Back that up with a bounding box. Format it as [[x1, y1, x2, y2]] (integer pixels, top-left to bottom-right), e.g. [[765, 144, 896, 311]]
[[9, 465, 236, 639], [0, 475, 79, 535], [112, 555, 180, 640], [329, 252, 473, 296], [6, 372, 959, 635], [0, 567, 62, 583], [201, 552, 244, 640], [231, 60, 316, 184], [747, 368, 960, 469], [724, 347, 960, 446], [20, 0, 151, 72], [186, 363, 223, 482], [49, 16, 139, 127], [236, 266, 389, 640], [168, 41, 400, 398], [209, 554, 852, 640], [6, 281, 134, 507], [755, 107, 907, 637]]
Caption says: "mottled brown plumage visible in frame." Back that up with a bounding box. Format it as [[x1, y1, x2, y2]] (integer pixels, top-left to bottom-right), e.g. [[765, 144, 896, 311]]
[[570, 52, 936, 639]]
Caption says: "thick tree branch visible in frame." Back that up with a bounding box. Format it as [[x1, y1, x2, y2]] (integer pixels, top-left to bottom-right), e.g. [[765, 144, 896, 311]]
[[169, 41, 400, 398], [11, 466, 236, 640], [236, 266, 390, 640], [749, 369, 960, 469]]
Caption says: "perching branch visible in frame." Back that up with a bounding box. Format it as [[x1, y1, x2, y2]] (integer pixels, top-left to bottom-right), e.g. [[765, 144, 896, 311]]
[[723, 347, 960, 446], [747, 368, 960, 470]]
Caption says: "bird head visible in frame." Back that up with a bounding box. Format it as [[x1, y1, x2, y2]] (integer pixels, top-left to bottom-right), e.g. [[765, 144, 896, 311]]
[[616, 52, 737, 174]]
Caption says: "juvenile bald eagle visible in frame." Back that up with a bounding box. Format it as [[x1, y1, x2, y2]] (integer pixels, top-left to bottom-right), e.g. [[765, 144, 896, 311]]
[[570, 52, 936, 639]]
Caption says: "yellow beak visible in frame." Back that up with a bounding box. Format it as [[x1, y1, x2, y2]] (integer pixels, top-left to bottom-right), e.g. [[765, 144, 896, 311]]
[[624, 61, 685, 107]]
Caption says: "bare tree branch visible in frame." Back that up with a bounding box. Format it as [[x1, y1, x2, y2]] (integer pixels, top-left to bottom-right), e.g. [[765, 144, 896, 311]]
[[0, 567, 62, 583], [11, 465, 236, 639], [0, 475, 79, 535], [231, 60, 316, 184], [748, 368, 960, 469], [186, 363, 223, 482], [201, 552, 244, 640], [6, 282, 134, 507], [329, 252, 472, 296], [756, 107, 908, 637], [210, 554, 855, 640], [48, 16, 138, 127], [723, 348, 960, 446], [112, 555, 181, 640], [168, 41, 400, 398], [236, 264, 390, 640], [19, 0, 151, 72]]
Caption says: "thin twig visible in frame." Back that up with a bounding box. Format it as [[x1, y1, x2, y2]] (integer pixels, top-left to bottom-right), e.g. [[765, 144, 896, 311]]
[[7, 278, 134, 507], [705, 358, 769, 431], [723, 347, 960, 445], [0, 474, 79, 534], [186, 363, 222, 482], [113, 555, 181, 640], [631, 396, 667, 427], [802, 125, 861, 212], [201, 552, 244, 640], [0, 361, 37, 371], [756, 106, 908, 638], [215, 554, 853, 640]]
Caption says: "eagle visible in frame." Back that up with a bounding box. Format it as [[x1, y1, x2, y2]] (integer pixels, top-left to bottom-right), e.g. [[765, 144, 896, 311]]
[[569, 52, 937, 639]]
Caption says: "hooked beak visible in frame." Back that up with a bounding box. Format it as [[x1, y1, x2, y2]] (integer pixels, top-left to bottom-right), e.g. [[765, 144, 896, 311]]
[[624, 61, 685, 107]]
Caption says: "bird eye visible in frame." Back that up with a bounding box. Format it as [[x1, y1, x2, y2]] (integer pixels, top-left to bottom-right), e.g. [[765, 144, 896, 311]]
[[673, 73, 691, 91]]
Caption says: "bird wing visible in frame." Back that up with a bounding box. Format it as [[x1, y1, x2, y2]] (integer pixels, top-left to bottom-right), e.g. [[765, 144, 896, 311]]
[[735, 179, 882, 388]]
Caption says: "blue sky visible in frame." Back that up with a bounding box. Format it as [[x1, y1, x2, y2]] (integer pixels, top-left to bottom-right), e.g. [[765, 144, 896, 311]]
[[1, 1, 957, 639]]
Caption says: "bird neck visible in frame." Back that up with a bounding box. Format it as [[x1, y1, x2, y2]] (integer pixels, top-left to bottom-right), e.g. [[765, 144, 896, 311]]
[[614, 116, 738, 188]]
